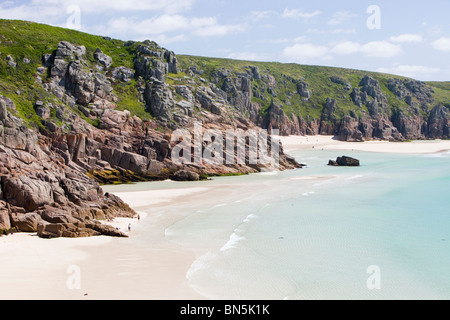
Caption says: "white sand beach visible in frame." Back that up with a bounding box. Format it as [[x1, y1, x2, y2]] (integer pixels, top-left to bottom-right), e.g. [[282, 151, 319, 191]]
[[279, 135, 450, 154], [0, 187, 210, 300], [1, 135, 449, 300]]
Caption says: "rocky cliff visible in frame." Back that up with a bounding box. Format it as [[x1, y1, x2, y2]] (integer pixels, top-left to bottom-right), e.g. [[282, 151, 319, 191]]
[[0, 20, 449, 237], [0, 20, 302, 237], [176, 57, 449, 142]]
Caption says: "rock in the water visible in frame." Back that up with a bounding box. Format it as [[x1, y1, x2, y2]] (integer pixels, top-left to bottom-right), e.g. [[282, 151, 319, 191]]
[[329, 156, 360, 167], [328, 160, 338, 166]]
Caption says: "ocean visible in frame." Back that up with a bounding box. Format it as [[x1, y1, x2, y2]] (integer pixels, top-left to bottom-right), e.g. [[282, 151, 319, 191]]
[[104, 148, 450, 300]]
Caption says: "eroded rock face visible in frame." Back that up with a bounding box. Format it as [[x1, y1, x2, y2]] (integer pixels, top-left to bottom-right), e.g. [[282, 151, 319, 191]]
[[4, 31, 450, 238], [112, 66, 134, 82], [428, 105, 449, 139], [43, 41, 450, 144], [94, 48, 112, 69], [144, 79, 175, 123], [255, 71, 447, 142], [0, 97, 135, 238], [134, 44, 177, 82], [2, 176, 54, 212]]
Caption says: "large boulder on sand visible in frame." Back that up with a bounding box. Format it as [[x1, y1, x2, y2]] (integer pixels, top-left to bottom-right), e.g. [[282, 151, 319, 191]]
[[170, 170, 200, 181], [37, 220, 128, 238], [0, 206, 11, 232]]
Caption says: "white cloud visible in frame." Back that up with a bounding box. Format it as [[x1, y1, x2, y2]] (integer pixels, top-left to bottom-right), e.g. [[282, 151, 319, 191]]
[[0, 2, 63, 24], [328, 11, 357, 25], [377, 64, 440, 79], [99, 15, 245, 39], [284, 38, 402, 63], [100, 15, 184, 36], [282, 43, 329, 63], [330, 40, 402, 58], [331, 41, 361, 55], [0, 0, 197, 30], [282, 8, 321, 20], [360, 41, 402, 58], [389, 34, 424, 43], [432, 37, 450, 52]]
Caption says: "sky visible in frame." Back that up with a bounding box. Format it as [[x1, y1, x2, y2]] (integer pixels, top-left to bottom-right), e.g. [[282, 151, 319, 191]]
[[1, 0, 450, 81]]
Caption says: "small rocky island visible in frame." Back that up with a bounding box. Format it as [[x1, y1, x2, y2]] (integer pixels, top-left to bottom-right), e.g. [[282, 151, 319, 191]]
[[328, 156, 360, 167]]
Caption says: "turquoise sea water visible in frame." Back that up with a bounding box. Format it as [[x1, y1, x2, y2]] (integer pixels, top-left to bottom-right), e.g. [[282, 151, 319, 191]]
[[105, 149, 450, 300]]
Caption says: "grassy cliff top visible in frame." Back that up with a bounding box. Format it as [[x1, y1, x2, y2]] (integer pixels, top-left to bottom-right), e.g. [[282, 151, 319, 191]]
[[178, 54, 450, 119], [1, 19, 449, 126]]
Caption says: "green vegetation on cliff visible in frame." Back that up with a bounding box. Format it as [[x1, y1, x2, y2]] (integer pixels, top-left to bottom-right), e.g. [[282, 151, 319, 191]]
[[1, 19, 449, 140], [177, 54, 443, 121], [0, 19, 140, 126]]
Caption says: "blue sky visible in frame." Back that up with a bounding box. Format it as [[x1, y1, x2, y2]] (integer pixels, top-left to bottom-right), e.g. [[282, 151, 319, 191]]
[[1, 0, 450, 80]]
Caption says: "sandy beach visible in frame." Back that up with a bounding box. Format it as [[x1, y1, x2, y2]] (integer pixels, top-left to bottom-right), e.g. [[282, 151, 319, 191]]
[[279, 135, 450, 154], [1, 135, 450, 300], [0, 187, 211, 300]]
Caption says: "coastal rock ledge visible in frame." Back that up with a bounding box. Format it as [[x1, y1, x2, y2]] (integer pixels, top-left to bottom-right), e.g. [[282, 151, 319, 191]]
[[0, 98, 135, 238]]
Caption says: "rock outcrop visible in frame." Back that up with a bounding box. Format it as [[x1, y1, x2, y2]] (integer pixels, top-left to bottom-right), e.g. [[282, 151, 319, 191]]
[[0, 37, 305, 238], [427, 105, 449, 139], [328, 156, 360, 167], [1, 21, 450, 236], [0, 96, 135, 238]]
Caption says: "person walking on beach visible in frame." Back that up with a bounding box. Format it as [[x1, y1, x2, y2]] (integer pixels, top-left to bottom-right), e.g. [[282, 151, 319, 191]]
[[128, 223, 131, 232]]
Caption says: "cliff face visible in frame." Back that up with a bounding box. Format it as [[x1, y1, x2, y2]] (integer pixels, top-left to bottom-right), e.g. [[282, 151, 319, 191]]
[[0, 21, 302, 237], [0, 20, 449, 237], [174, 58, 449, 142], [0, 95, 136, 237]]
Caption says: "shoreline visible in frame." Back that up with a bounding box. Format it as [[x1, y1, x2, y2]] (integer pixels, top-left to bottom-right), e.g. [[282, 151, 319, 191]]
[[278, 135, 450, 154], [1, 135, 449, 299], [0, 186, 210, 300]]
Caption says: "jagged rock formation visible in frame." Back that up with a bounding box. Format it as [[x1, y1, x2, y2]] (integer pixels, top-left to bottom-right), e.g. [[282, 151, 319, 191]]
[[0, 96, 134, 237], [0, 21, 449, 236], [0, 34, 302, 237], [239, 73, 449, 142], [173, 58, 449, 142]]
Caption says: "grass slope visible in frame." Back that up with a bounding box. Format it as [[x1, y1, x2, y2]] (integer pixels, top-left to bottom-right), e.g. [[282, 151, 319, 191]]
[[0, 19, 449, 128]]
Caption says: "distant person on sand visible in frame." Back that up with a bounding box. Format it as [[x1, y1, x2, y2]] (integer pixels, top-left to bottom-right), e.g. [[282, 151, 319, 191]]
[[128, 223, 131, 232], [137, 214, 140, 222]]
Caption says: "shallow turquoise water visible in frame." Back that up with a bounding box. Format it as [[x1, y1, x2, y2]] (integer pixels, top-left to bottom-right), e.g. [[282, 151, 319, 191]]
[[105, 149, 450, 300]]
